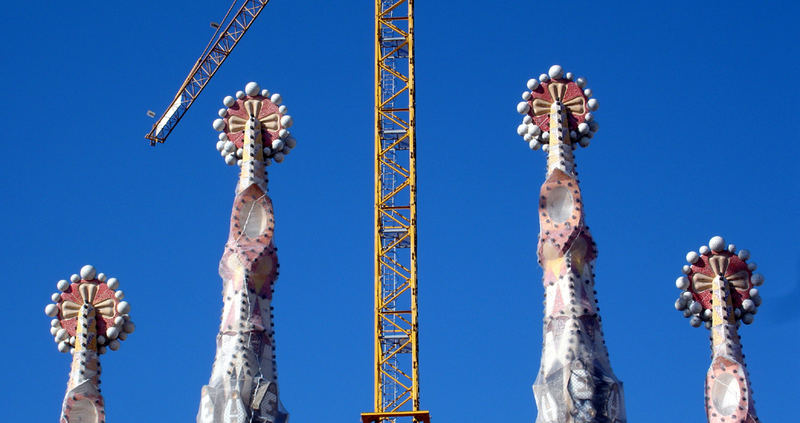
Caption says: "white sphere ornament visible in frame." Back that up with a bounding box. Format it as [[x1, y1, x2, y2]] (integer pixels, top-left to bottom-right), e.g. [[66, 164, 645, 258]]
[[748, 262, 757, 271], [218, 108, 227, 118], [741, 313, 754, 324], [587, 98, 599, 111], [527, 78, 540, 90], [584, 112, 593, 122], [709, 236, 725, 252], [56, 328, 68, 341], [528, 125, 541, 136], [742, 298, 755, 312], [686, 251, 700, 264], [738, 249, 751, 260], [223, 96, 236, 107], [223, 141, 235, 153], [237, 159, 242, 166], [516, 101, 530, 114], [70, 274, 80, 283], [576, 77, 587, 88], [225, 154, 236, 166], [213, 119, 226, 131], [51, 319, 60, 327], [273, 152, 285, 163], [108, 339, 120, 351], [80, 265, 96, 280], [539, 73, 550, 82], [517, 124, 527, 136], [584, 88, 593, 98], [579, 138, 590, 147], [123, 321, 136, 334], [51, 293, 61, 302], [260, 89, 269, 97], [528, 140, 541, 150], [523, 133, 533, 142], [278, 105, 288, 114], [58, 341, 70, 353], [236, 90, 245, 99], [107, 278, 119, 290], [689, 301, 702, 314], [751, 273, 764, 286], [218, 132, 228, 141], [690, 315, 702, 327], [216, 140, 225, 152], [118, 331, 127, 341], [114, 290, 124, 300], [578, 122, 590, 135], [727, 244, 736, 253], [523, 115, 532, 124], [542, 131, 550, 141], [285, 136, 297, 148], [548, 65, 564, 79], [114, 316, 125, 325], [270, 93, 282, 105], [542, 144, 549, 153], [50, 327, 59, 336], [97, 335, 106, 345], [272, 139, 285, 151], [699, 246, 710, 255], [236, 148, 243, 158], [565, 72, 574, 80], [281, 115, 293, 128], [116, 301, 131, 314], [279, 129, 289, 139], [106, 326, 120, 340], [245, 81, 260, 96], [45, 304, 59, 317], [96, 273, 106, 282], [675, 276, 689, 290], [57, 279, 69, 291], [522, 91, 532, 101]]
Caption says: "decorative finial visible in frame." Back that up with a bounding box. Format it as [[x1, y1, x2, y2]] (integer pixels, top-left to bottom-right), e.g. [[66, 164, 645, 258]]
[[516, 65, 599, 151], [45, 265, 134, 423], [674, 236, 764, 327], [213, 82, 296, 167], [674, 237, 761, 423]]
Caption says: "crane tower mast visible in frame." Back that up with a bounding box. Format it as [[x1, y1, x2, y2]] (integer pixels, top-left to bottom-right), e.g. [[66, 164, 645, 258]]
[[362, 1, 429, 423]]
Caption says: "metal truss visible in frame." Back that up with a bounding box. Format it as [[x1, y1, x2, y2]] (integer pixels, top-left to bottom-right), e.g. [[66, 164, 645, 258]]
[[145, 0, 271, 146], [364, 1, 429, 423]]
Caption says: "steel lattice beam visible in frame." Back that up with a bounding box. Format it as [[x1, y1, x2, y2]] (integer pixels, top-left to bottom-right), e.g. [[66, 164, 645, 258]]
[[145, 0, 271, 146], [363, 1, 429, 423]]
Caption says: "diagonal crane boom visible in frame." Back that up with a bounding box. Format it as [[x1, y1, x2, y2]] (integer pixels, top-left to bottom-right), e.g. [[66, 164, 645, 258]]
[[145, 0, 271, 146]]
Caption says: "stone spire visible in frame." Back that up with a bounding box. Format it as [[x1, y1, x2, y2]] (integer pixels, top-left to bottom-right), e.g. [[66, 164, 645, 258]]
[[674, 236, 763, 422], [516, 65, 625, 423], [198, 81, 296, 423], [44, 264, 135, 423]]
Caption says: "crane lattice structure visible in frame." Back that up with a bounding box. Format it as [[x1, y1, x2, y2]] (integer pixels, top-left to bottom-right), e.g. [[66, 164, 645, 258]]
[[361, 1, 429, 423], [145, 0, 271, 146]]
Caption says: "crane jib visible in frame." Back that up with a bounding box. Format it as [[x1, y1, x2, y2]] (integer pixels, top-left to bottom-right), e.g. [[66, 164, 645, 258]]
[[144, 0, 272, 146]]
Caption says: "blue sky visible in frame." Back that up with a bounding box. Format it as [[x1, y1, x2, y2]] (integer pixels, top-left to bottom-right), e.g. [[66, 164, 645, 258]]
[[1, 0, 798, 421]]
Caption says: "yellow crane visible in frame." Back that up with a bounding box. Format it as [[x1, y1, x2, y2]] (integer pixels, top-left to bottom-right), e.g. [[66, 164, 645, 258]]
[[145, 0, 271, 146], [361, 1, 430, 423]]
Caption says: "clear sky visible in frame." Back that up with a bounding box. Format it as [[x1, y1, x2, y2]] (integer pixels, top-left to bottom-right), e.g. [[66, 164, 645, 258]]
[[1, 0, 798, 421]]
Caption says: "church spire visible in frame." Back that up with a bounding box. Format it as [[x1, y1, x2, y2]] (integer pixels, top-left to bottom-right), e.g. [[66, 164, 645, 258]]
[[516, 65, 625, 423], [198, 81, 296, 423], [45, 264, 135, 423]]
